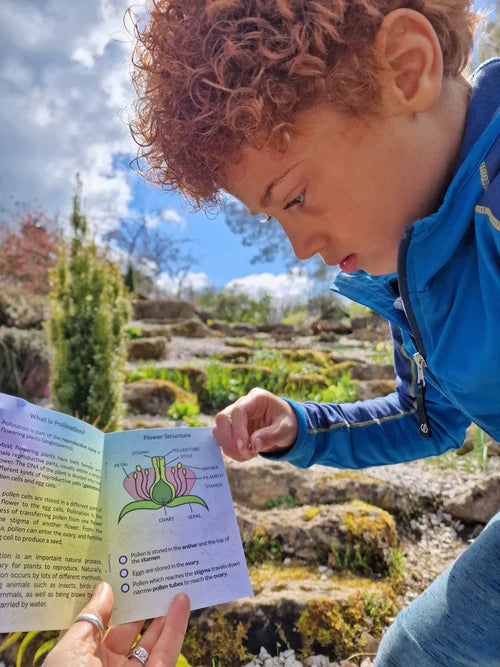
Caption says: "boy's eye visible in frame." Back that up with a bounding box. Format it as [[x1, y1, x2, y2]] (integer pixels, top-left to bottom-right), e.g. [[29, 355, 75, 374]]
[[284, 190, 305, 211]]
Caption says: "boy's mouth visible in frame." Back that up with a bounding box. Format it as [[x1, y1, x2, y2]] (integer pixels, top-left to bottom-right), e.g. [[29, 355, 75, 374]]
[[339, 253, 358, 273]]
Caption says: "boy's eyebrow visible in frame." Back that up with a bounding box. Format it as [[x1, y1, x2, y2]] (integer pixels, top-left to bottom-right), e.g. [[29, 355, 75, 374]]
[[259, 162, 302, 209]]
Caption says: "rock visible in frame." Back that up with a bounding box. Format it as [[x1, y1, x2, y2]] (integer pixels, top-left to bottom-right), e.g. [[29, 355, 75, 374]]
[[197, 574, 395, 657], [285, 373, 331, 391], [236, 500, 397, 572], [353, 379, 396, 400], [120, 417, 173, 430], [304, 656, 329, 666], [359, 631, 380, 655], [126, 336, 167, 361], [487, 441, 500, 457], [260, 647, 272, 661], [168, 318, 213, 338], [347, 361, 394, 381], [133, 299, 198, 321], [128, 322, 172, 340], [259, 323, 296, 336], [350, 313, 391, 342], [443, 473, 500, 523], [225, 458, 414, 514], [282, 348, 335, 367], [216, 347, 253, 362], [123, 378, 197, 415], [455, 440, 474, 456], [312, 318, 352, 336]]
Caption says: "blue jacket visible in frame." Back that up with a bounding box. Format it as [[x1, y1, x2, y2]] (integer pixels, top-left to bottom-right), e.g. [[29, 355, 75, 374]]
[[270, 58, 500, 470]]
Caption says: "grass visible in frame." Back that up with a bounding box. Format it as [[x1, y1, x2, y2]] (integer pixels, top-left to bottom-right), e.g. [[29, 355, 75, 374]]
[[126, 350, 357, 413], [423, 424, 493, 474]]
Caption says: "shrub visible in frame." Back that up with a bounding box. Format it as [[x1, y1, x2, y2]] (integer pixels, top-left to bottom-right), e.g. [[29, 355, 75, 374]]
[[197, 287, 272, 324], [0, 284, 47, 329], [49, 184, 131, 430], [0, 327, 49, 399]]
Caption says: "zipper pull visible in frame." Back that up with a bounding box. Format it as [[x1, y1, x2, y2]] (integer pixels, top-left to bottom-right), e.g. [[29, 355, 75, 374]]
[[413, 352, 432, 439]]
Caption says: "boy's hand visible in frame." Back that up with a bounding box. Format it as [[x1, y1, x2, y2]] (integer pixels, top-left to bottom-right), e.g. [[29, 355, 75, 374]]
[[213, 388, 297, 461]]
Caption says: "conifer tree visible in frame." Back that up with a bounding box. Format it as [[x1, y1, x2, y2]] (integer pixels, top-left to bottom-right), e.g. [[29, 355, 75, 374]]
[[49, 180, 132, 430]]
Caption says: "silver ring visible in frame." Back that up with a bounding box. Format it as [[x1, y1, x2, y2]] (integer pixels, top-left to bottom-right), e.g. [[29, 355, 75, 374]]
[[74, 613, 105, 638], [128, 646, 149, 664]]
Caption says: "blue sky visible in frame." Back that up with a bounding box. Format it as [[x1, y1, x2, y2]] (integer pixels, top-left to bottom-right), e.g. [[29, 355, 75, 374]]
[[129, 170, 288, 289], [0, 0, 496, 296]]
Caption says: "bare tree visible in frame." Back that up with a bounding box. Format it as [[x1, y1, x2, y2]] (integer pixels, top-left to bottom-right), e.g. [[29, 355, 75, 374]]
[[104, 211, 199, 297]]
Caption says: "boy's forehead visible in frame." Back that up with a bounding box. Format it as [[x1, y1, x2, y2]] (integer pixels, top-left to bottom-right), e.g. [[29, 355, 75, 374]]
[[224, 143, 295, 210]]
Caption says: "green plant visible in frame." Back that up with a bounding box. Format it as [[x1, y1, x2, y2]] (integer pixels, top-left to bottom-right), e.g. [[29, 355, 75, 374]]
[[124, 325, 143, 340], [372, 341, 393, 364], [244, 525, 283, 565], [265, 494, 296, 510], [0, 631, 58, 666], [49, 180, 132, 430], [126, 365, 194, 392], [183, 613, 251, 666], [331, 502, 399, 576], [167, 401, 200, 421], [473, 425, 490, 472], [296, 592, 399, 661]]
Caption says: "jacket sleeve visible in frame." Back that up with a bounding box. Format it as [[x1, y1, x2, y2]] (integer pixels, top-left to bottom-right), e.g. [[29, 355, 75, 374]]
[[264, 324, 471, 469]]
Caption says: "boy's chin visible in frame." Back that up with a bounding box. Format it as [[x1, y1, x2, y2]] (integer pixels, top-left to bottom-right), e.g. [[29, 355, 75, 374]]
[[361, 258, 398, 276]]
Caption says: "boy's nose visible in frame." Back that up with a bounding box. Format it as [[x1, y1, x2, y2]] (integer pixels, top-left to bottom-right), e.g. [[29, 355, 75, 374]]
[[282, 224, 328, 262]]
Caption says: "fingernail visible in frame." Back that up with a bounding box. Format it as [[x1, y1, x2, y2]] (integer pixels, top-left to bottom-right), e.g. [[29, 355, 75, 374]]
[[236, 439, 244, 452], [253, 437, 261, 452]]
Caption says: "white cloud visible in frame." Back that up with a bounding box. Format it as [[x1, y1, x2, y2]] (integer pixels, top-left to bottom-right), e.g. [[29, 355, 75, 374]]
[[157, 271, 210, 296], [0, 0, 138, 228], [161, 209, 185, 228], [225, 267, 314, 303]]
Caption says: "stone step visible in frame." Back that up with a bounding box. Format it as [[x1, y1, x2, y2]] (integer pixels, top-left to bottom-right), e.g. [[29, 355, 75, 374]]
[[236, 501, 398, 574], [188, 564, 397, 662], [226, 458, 415, 515]]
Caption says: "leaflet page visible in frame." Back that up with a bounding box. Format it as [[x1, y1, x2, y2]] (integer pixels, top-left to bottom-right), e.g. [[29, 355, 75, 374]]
[[103, 427, 253, 624], [0, 393, 106, 632]]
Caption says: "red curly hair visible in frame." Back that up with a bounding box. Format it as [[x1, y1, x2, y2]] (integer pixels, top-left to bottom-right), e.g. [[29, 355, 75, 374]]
[[130, 0, 477, 209]]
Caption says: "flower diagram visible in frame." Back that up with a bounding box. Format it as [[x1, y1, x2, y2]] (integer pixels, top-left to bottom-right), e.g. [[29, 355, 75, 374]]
[[118, 455, 208, 523]]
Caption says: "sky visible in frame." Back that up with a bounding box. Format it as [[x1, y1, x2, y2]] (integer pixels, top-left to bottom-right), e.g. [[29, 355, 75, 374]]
[[0, 0, 495, 299]]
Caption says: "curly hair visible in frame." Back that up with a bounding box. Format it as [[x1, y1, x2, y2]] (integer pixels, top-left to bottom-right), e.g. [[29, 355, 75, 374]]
[[130, 0, 478, 209]]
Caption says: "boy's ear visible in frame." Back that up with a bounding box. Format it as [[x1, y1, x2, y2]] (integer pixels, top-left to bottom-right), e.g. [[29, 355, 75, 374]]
[[374, 9, 443, 113]]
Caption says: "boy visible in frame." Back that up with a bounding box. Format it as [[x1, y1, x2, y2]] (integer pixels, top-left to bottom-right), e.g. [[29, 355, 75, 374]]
[[131, 1, 500, 664]]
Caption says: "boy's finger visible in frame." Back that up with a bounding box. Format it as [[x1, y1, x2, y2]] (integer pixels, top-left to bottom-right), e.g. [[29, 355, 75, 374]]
[[228, 403, 255, 460], [149, 593, 190, 667], [213, 412, 247, 460], [56, 582, 113, 656]]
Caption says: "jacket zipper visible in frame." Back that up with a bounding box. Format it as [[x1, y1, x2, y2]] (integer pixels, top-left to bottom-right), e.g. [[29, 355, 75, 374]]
[[413, 351, 432, 438], [397, 225, 434, 438]]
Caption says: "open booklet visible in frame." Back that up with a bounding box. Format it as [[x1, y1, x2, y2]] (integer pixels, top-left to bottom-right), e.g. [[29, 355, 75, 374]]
[[0, 392, 253, 632]]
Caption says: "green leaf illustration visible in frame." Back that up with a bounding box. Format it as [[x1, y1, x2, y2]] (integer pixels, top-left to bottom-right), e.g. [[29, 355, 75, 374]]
[[118, 499, 161, 523], [167, 495, 208, 510]]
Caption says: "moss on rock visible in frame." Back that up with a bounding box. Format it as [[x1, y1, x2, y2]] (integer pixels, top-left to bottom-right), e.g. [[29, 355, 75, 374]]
[[339, 500, 398, 575]]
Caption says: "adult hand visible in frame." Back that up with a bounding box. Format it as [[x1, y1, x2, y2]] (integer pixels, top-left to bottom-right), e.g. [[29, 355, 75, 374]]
[[43, 582, 190, 667], [213, 388, 298, 461]]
